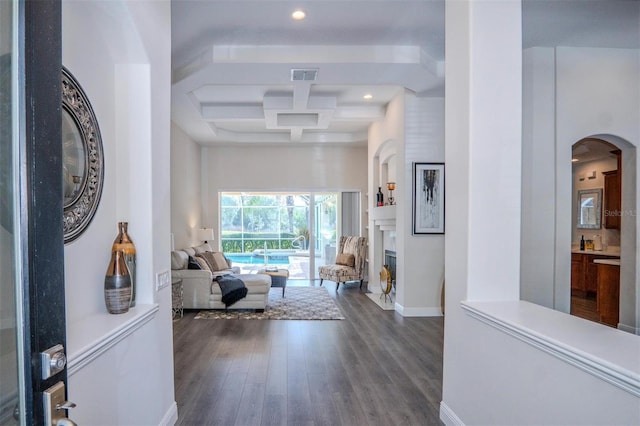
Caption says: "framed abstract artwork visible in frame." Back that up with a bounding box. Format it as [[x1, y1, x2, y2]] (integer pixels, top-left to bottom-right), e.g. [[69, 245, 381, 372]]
[[413, 162, 445, 234]]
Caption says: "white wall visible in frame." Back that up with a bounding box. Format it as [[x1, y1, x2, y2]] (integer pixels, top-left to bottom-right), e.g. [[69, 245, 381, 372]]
[[521, 47, 557, 309], [171, 123, 204, 249], [397, 94, 445, 316], [556, 47, 639, 332], [442, 2, 640, 425], [201, 144, 367, 250], [63, 1, 176, 424], [521, 46, 639, 330], [368, 91, 445, 316]]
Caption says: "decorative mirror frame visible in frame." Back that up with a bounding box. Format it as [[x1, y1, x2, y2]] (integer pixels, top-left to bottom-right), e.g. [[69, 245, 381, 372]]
[[62, 67, 104, 243], [576, 188, 602, 230]]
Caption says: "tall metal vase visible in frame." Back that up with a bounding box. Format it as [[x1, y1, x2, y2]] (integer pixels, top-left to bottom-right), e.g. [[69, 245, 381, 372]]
[[112, 222, 137, 307], [104, 250, 132, 314]]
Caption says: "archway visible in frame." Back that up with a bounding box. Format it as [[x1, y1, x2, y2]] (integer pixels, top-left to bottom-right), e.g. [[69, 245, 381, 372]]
[[369, 139, 397, 296], [569, 135, 637, 332]]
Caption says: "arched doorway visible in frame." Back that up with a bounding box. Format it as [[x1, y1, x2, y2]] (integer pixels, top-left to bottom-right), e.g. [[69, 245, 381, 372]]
[[570, 136, 637, 332]]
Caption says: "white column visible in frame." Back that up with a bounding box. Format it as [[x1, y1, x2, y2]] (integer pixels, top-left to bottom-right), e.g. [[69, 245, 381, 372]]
[[443, 0, 522, 417], [445, 0, 522, 303]]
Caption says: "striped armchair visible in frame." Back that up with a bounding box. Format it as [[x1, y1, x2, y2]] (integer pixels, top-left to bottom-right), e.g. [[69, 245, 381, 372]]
[[319, 236, 367, 290]]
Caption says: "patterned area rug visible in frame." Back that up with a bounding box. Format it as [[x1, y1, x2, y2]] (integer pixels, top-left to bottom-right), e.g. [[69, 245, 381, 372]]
[[194, 286, 345, 320]]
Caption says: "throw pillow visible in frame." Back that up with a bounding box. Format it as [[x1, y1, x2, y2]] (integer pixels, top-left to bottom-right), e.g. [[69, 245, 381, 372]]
[[335, 253, 355, 267], [193, 256, 211, 271], [187, 256, 201, 270], [210, 252, 231, 271], [197, 251, 229, 272]]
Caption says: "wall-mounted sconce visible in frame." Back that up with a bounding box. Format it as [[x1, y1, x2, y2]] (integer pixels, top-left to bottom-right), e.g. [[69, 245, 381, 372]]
[[387, 182, 396, 205], [587, 170, 596, 180], [197, 228, 214, 243]]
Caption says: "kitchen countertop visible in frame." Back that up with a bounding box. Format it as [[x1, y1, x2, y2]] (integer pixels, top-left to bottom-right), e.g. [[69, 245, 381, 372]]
[[571, 246, 621, 257], [593, 258, 621, 266]]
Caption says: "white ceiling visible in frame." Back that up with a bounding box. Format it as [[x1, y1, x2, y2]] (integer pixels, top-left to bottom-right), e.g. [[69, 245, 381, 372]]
[[573, 138, 620, 164], [171, 0, 639, 146]]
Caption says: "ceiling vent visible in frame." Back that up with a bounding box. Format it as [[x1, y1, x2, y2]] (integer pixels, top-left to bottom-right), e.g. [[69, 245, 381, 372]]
[[291, 68, 318, 81]]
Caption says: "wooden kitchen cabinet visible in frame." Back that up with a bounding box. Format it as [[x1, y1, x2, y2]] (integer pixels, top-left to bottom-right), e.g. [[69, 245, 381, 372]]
[[585, 257, 599, 293], [571, 254, 584, 292], [603, 149, 622, 230], [596, 263, 620, 327], [603, 170, 621, 229], [571, 253, 618, 295]]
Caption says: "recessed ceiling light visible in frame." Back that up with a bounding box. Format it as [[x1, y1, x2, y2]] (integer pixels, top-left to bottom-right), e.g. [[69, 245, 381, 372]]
[[571, 158, 579, 162], [363, 94, 373, 100], [292, 10, 306, 20]]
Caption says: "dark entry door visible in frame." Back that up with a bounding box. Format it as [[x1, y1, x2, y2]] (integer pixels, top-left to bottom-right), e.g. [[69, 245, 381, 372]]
[[0, 1, 68, 424]]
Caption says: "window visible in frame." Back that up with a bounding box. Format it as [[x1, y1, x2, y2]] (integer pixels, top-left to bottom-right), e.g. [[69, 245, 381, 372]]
[[220, 192, 339, 279]]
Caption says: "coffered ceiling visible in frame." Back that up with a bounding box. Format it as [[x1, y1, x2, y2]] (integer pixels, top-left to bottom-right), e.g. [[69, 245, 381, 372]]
[[170, 0, 639, 146], [171, 0, 445, 146]]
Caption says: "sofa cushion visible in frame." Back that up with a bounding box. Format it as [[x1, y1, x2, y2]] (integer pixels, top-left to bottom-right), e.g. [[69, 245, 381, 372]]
[[213, 252, 231, 270], [187, 256, 202, 270], [183, 247, 196, 256], [171, 250, 189, 270], [193, 256, 211, 271], [335, 253, 355, 267], [210, 273, 271, 295], [196, 251, 229, 272]]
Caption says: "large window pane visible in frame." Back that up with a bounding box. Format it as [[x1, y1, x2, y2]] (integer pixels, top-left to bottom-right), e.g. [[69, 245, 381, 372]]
[[220, 192, 339, 280]]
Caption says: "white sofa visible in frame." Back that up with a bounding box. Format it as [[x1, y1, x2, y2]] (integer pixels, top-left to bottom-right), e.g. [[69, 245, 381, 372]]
[[170, 243, 272, 310]]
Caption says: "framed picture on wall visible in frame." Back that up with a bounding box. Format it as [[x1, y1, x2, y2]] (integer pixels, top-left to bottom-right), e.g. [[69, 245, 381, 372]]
[[413, 162, 445, 234]]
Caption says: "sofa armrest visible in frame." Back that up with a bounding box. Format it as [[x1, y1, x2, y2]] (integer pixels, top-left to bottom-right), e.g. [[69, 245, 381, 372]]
[[172, 268, 242, 309], [172, 269, 212, 280], [172, 269, 213, 309]]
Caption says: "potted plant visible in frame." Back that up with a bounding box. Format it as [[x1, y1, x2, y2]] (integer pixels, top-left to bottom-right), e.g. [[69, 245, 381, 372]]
[[297, 225, 310, 249]]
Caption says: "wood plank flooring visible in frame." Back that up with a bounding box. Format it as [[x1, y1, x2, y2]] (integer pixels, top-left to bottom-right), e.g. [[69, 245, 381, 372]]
[[570, 291, 602, 324], [172, 281, 444, 426]]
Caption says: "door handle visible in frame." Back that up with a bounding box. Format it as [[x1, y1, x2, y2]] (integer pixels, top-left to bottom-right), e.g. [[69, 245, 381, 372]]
[[43, 381, 77, 426]]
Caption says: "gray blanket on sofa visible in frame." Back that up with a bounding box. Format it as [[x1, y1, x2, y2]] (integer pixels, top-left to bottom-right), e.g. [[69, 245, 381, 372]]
[[214, 274, 248, 307]]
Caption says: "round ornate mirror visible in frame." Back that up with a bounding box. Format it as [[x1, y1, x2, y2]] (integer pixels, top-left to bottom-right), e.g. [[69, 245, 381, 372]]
[[62, 67, 104, 244]]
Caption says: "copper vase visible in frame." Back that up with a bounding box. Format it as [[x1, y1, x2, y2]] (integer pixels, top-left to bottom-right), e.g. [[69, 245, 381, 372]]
[[104, 250, 132, 314], [112, 222, 137, 307]]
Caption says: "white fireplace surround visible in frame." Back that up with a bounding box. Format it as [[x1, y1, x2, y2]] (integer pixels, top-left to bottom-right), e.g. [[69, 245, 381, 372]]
[[371, 204, 396, 231], [369, 207, 397, 297]]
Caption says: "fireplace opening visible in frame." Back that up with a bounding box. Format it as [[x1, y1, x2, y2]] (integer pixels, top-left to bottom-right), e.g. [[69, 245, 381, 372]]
[[384, 250, 396, 291]]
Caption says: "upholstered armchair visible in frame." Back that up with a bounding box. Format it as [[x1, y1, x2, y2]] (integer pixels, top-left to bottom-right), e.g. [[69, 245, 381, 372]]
[[319, 236, 367, 290]]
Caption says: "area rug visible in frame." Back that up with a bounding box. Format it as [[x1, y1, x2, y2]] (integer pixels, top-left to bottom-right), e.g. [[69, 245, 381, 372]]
[[194, 286, 344, 320]]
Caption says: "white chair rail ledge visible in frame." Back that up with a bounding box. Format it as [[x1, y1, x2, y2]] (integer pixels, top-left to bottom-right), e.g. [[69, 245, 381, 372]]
[[461, 300, 640, 397]]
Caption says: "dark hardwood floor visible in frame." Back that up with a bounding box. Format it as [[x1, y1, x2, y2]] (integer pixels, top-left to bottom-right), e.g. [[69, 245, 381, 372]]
[[172, 281, 444, 426], [570, 291, 601, 324]]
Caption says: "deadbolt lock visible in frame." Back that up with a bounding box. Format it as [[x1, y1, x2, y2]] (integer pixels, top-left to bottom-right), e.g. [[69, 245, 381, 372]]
[[41, 344, 67, 380]]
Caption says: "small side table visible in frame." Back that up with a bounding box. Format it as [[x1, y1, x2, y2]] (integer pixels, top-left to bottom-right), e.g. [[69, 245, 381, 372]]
[[171, 278, 183, 319], [257, 268, 289, 297]]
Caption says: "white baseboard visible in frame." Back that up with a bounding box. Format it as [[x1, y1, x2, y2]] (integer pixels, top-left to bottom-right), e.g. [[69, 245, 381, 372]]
[[440, 401, 465, 426], [365, 292, 395, 310], [394, 303, 443, 317], [159, 401, 178, 426], [618, 323, 640, 335]]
